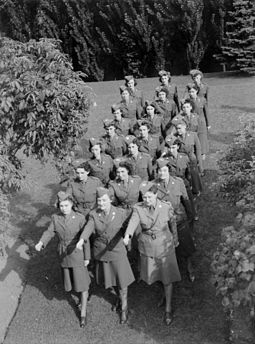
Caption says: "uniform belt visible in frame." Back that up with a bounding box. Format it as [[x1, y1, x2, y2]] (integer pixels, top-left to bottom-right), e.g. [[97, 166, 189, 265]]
[[142, 227, 168, 240]]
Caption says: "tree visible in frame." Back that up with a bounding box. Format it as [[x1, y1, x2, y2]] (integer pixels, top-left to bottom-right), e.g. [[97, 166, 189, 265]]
[[215, 0, 255, 74]]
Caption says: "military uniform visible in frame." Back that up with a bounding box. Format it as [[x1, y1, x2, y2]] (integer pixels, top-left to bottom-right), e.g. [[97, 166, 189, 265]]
[[168, 112, 199, 136], [102, 134, 127, 159], [108, 175, 142, 212], [125, 199, 181, 285], [155, 83, 180, 111], [113, 117, 135, 136], [117, 99, 140, 119], [154, 99, 177, 124], [67, 176, 102, 217], [136, 135, 162, 163], [80, 205, 135, 289], [139, 114, 165, 139], [40, 211, 91, 292], [129, 87, 145, 118], [87, 154, 114, 185], [125, 152, 153, 181]]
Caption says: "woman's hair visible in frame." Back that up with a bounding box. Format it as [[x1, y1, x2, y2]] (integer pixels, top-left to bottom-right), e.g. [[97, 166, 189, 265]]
[[186, 83, 199, 92], [75, 161, 91, 173], [117, 160, 134, 175]]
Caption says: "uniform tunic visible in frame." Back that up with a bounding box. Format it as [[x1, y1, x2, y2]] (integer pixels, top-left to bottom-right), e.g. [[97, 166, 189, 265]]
[[67, 176, 102, 217], [102, 134, 127, 159], [125, 152, 153, 181], [139, 114, 165, 139], [154, 177, 195, 257], [169, 112, 199, 135], [113, 118, 135, 136], [190, 97, 210, 154], [125, 200, 181, 285], [118, 99, 140, 119], [184, 82, 209, 103], [40, 211, 91, 292], [155, 83, 180, 111], [88, 154, 114, 185], [129, 88, 145, 118], [80, 206, 135, 289], [135, 135, 162, 164]]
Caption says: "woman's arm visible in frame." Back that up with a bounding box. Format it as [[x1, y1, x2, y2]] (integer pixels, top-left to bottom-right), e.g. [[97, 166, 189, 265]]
[[123, 208, 141, 245], [35, 218, 56, 251]]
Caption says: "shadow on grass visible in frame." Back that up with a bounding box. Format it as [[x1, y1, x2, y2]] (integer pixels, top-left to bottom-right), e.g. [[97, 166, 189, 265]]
[[221, 104, 255, 113], [209, 131, 236, 146]]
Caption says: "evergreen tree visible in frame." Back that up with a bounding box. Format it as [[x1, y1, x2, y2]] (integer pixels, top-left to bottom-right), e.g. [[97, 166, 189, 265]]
[[216, 0, 255, 74]]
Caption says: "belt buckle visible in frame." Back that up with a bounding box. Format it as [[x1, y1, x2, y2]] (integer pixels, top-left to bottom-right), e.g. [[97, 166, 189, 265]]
[[151, 233, 156, 240]]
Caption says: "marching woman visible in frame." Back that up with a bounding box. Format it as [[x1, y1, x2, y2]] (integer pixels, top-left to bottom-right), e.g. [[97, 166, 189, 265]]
[[156, 70, 180, 111], [66, 160, 102, 218], [153, 158, 196, 281], [101, 119, 128, 159], [184, 69, 209, 103], [87, 138, 114, 186], [140, 100, 165, 139], [111, 103, 135, 137], [118, 85, 140, 119], [76, 187, 135, 324], [35, 192, 91, 328], [154, 86, 177, 125], [123, 182, 181, 325], [108, 161, 142, 216], [186, 83, 210, 161], [125, 135, 153, 181], [124, 75, 145, 118]]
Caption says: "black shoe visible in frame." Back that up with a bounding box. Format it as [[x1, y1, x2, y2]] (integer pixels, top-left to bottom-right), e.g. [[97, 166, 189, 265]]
[[120, 308, 128, 324], [164, 312, 173, 326], [111, 298, 121, 312], [157, 296, 166, 308], [80, 316, 86, 328]]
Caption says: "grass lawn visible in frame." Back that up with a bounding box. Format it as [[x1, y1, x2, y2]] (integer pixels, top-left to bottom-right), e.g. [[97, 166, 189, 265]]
[[2, 75, 255, 344]]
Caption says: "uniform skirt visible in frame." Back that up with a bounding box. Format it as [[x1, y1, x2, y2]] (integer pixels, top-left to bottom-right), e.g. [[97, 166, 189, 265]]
[[62, 266, 91, 292], [140, 251, 181, 285], [176, 221, 196, 258], [96, 255, 135, 289], [198, 131, 209, 155]]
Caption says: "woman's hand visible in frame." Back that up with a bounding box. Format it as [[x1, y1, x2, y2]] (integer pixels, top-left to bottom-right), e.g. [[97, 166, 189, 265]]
[[35, 241, 44, 252], [123, 234, 130, 246], [76, 239, 84, 250], [84, 260, 89, 267]]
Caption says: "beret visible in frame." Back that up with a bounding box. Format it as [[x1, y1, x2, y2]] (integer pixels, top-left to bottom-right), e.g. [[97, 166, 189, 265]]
[[103, 119, 116, 128], [139, 181, 156, 195], [96, 187, 111, 198], [158, 70, 171, 77]]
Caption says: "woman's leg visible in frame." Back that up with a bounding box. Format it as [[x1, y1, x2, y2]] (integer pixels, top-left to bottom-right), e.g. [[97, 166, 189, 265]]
[[164, 283, 173, 325], [119, 287, 128, 324], [80, 290, 88, 327]]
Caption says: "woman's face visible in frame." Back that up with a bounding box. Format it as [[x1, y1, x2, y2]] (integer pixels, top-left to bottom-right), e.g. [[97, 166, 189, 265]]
[[127, 79, 135, 90], [161, 75, 169, 85], [143, 191, 157, 207], [158, 91, 166, 101], [158, 165, 169, 180], [139, 125, 149, 138], [128, 143, 138, 156], [176, 124, 186, 136], [194, 74, 202, 84], [117, 166, 129, 181], [114, 109, 122, 121], [169, 144, 178, 157], [106, 125, 116, 137], [76, 168, 89, 182], [189, 88, 197, 99], [97, 194, 111, 212], [121, 90, 130, 101], [146, 105, 155, 116], [91, 144, 101, 158], [59, 200, 73, 215], [182, 103, 192, 114]]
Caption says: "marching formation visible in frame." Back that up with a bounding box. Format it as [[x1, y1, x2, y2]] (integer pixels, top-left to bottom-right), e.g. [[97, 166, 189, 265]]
[[35, 69, 210, 329]]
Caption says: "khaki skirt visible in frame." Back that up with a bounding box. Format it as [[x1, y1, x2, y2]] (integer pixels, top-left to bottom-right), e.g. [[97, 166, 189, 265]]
[[62, 266, 91, 292], [140, 250, 181, 285], [96, 255, 135, 289]]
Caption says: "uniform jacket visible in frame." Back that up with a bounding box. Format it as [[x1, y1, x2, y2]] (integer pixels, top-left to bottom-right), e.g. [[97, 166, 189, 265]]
[[136, 135, 162, 162], [40, 211, 90, 268], [129, 88, 145, 118], [102, 134, 127, 159], [88, 154, 114, 185], [108, 175, 142, 209], [125, 199, 177, 258], [67, 176, 102, 216], [80, 206, 128, 262], [170, 112, 199, 134], [155, 83, 180, 111], [190, 97, 209, 132], [184, 82, 209, 103], [154, 99, 177, 123], [113, 118, 135, 136], [125, 152, 153, 181], [118, 99, 140, 119], [138, 114, 165, 139]]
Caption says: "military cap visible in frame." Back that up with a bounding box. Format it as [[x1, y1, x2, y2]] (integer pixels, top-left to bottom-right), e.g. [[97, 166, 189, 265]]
[[96, 187, 111, 198], [89, 137, 102, 147], [156, 158, 169, 169], [144, 100, 156, 108], [158, 70, 171, 77], [111, 103, 122, 113], [103, 119, 116, 128], [113, 157, 126, 168], [190, 69, 203, 78], [119, 85, 129, 93], [125, 135, 136, 145], [186, 82, 199, 91], [139, 181, 157, 195], [72, 158, 87, 169], [156, 86, 169, 97], [124, 75, 135, 82], [57, 191, 73, 202], [137, 119, 152, 130]]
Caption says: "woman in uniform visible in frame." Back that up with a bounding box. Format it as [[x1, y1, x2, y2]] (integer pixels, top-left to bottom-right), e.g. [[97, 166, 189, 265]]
[[87, 138, 114, 186], [156, 70, 180, 111], [66, 160, 102, 218], [154, 158, 196, 281], [35, 192, 91, 328], [118, 85, 140, 119], [125, 135, 153, 181], [124, 75, 144, 118], [76, 187, 135, 324], [111, 103, 134, 136], [186, 83, 210, 160], [185, 69, 209, 103], [123, 182, 181, 325], [140, 100, 165, 139], [101, 119, 128, 159]]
